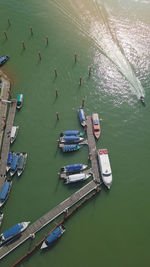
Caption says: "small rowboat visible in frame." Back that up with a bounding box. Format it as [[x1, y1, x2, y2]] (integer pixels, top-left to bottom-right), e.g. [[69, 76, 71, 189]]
[[10, 152, 20, 176], [65, 173, 91, 184], [61, 164, 87, 174], [62, 144, 81, 153], [92, 113, 101, 139], [60, 136, 84, 144], [78, 108, 86, 127], [41, 225, 65, 249]]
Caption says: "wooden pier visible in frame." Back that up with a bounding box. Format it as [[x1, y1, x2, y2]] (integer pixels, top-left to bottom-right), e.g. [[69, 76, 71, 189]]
[[0, 180, 99, 260], [86, 116, 102, 184], [0, 99, 17, 193]]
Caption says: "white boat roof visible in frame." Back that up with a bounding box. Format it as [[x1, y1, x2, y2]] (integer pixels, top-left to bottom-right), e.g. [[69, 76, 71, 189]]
[[10, 126, 18, 138], [98, 149, 112, 175], [68, 173, 86, 181]]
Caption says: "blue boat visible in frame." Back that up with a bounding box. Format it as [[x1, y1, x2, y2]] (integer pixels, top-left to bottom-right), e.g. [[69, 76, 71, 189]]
[[41, 225, 65, 249], [0, 181, 12, 207], [62, 144, 81, 152], [60, 136, 84, 144], [78, 108, 86, 127], [0, 55, 9, 67], [10, 153, 20, 176], [61, 164, 87, 173], [60, 130, 84, 137], [16, 94, 23, 109], [0, 221, 30, 245], [6, 152, 14, 172]]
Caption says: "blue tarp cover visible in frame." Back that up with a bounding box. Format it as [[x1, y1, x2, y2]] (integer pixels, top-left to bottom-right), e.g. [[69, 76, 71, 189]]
[[0, 182, 10, 201], [63, 145, 78, 152], [46, 227, 62, 244], [10, 155, 19, 171], [94, 120, 99, 125], [64, 131, 79, 136], [63, 136, 80, 142], [7, 153, 13, 164], [66, 164, 82, 172], [78, 109, 85, 121], [3, 223, 23, 239]]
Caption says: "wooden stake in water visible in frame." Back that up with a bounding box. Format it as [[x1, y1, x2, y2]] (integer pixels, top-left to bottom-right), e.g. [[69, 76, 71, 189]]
[[46, 37, 48, 45], [74, 54, 77, 63], [89, 67, 91, 76], [56, 112, 59, 120], [8, 18, 11, 25], [54, 69, 57, 77], [22, 41, 25, 49], [30, 27, 33, 35], [79, 77, 82, 86], [4, 32, 7, 39], [38, 51, 41, 60]]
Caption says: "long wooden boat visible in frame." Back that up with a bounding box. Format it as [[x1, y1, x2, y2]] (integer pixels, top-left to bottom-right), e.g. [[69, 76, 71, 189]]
[[91, 113, 101, 139], [0, 55, 9, 67], [61, 164, 87, 174], [17, 152, 27, 176]]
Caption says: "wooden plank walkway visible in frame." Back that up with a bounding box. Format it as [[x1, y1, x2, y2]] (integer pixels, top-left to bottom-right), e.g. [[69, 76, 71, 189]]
[[0, 180, 98, 260], [0, 99, 17, 193], [86, 116, 102, 184], [59, 168, 93, 179]]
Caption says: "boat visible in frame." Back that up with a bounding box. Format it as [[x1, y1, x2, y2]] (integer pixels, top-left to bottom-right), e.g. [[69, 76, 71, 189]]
[[78, 108, 86, 127], [16, 94, 23, 109], [0, 221, 30, 246], [17, 152, 27, 176], [140, 96, 145, 105], [10, 126, 19, 144], [10, 152, 20, 176], [92, 113, 101, 139], [62, 144, 81, 153], [6, 152, 14, 172], [61, 164, 87, 174], [0, 55, 9, 67], [65, 173, 91, 184], [97, 149, 112, 189], [60, 136, 84, 144], [0, 211, 4, 227], [0, 181, 12, 207], [60, 130, 84, 137], [41, 225, 65, 249]]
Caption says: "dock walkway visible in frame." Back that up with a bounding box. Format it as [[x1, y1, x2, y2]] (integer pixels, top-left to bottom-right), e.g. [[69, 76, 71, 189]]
[[0, 99, 17, 193], [0, 180, 99, 260]]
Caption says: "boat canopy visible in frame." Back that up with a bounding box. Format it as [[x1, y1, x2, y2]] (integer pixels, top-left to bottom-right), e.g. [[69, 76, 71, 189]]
[[10, 155, 19, 171], [0, 182, 10, 201], [17, 94, 23, 107], [63, 136, 80, 142], [66, 164, 83, 172], [64, 130, 80, 136], [46, 227, 62, 244], [78, 109, 85, 121], [3, 223, 23, 239], [7, 153, 14, 164], [63, 145, 78, 152], [94, 120, 99, 125], [17, 155, 24, 169]]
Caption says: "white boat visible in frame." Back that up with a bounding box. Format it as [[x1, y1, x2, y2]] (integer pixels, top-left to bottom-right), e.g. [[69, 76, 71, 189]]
[[41, 225, 65, 249], [17, 152, 27, 176], [0, 211, 4, 227], [97, 149, 112, 189], [60, 136, 84, 144], [65, 173, 91, 184], [0, 221, 30, 245], [61, 164, 87, 174], [10, 126, 19, 144]]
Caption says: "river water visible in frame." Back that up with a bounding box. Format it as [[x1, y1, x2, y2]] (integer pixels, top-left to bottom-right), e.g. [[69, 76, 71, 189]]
[[0, 0, 150, 266]]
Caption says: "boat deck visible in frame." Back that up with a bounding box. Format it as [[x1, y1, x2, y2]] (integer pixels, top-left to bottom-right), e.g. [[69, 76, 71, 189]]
[[0, 180, 99, 260], [59, 168, 93, 179], [58, 139, 88, 147], [0, 99, 17, 193]]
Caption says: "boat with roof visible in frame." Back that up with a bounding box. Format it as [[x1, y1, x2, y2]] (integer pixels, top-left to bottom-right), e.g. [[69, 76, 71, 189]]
[[6, 152, 14, 172], [0, 211, 4, 227], [61, 164, 87, 174], [0, 181, 12, 207], [60, 136, 84, 144], [65, 173, 91, 184], [10, 126, 19, 144], [92, 113, 101, 139], [78, 108, 86, 127], [10, 152, 20, 176], [16, 94, 23, 109], [60, 130, 84, 137], [41, 225, 65, 249], [0, 221, 30, 246], [17, 152, 27, 176], [97, 149, 112, 189], [62, 144, 81, 153], [0, 55, 9, 67]]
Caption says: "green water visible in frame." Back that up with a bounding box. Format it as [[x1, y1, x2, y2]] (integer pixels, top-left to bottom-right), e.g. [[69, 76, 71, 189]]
[[0, 0, 150, 266]]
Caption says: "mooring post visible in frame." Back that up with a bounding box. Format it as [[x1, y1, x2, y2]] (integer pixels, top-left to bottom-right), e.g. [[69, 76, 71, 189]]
[[8, 18, 11, 25], [54, 69, 57, 77], [46, 36, 48, 45], [74, 54, 77, 63], [38, 51, 41, 60], [56, 112, 59, 120], [22, 41, 25, 49], [30, 26, 33, 35], [4, 32, 7, 39]]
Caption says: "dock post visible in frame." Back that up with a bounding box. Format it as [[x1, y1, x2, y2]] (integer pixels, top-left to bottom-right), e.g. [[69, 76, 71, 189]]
[[79, 77, 82, 86], [8, 18, 11, 25], [82, 99, 84, 107], [56, 89, 58, 97], [4, 32, 7, 39], [56, 112, 59, 120]]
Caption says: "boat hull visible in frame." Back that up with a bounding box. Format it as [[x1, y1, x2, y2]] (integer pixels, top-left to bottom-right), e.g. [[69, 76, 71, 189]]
[[97, 149, 112, 189], [92, 113, 101, 140]]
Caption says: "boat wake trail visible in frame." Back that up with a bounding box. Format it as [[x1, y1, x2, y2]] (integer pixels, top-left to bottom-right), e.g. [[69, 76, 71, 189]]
[[51, 0, 145, 99]]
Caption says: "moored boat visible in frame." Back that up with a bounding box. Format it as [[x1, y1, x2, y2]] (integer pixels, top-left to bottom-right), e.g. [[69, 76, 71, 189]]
[[0, 55, 9, 67], [62, 144, 81, 153], [10, 126, 19, 144], [6, 152, 14, 172], [17, 152, 27, 176], [60, 130, 84, 137], [10, 152, 20, 176], [65, 173, 91, 184], [97, 149, 112, 189], [16, 94, 23, 109], [0, 181, 12, 207], [140, 96, 145, 105], [92, 113, 101, 139], [41, 225, 65, 249], [0, 211, 4, 227], [61, 164, 87, 174], [78, 108, 86, 127], [0, 221, 30, 246], [60, 136, 84, 144]]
